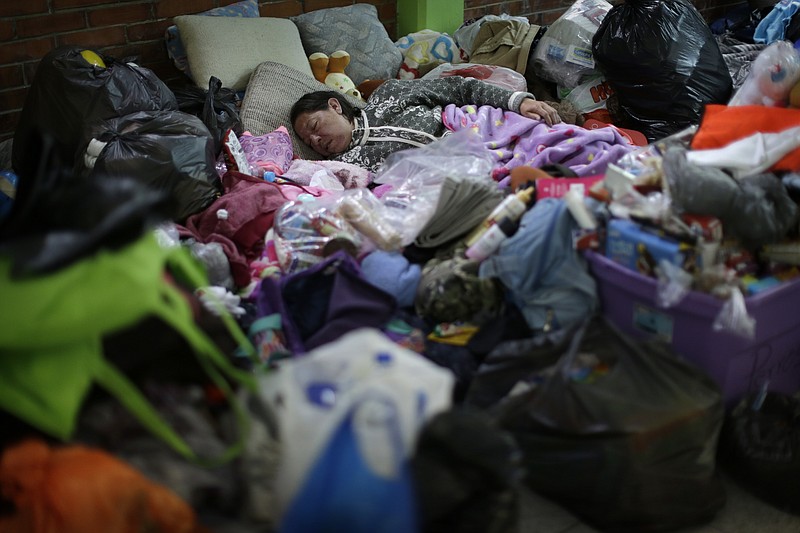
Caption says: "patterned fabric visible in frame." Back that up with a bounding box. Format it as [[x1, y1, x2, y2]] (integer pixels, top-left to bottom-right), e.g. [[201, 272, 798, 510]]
[[334, 76, 531, 172], [290, 4, 403, 85], [395, 30, 465, 80], [239, 126, 293, 176], [715, 34, 767, 89], [165, 0, 260, 79]]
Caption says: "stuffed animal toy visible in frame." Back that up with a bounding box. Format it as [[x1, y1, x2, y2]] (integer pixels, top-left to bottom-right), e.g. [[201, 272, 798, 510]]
[[357, 79, 386, 100], [309, 50, 363, 102]]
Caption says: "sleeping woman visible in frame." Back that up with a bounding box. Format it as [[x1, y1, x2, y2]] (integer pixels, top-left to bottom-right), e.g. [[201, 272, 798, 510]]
[[290, 76, 633, 183]]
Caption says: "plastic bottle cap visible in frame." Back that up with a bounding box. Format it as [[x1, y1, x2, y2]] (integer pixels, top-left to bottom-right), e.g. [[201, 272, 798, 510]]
[[515, 186, 535, 205]]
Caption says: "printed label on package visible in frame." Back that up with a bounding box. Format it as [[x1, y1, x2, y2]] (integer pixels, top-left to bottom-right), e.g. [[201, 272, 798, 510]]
[[632, 303, 673, 343]]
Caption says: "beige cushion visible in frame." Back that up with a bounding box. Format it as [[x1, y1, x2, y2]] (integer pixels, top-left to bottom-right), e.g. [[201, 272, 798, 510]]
[[240, 61, 364, 161], [173, 15, 313, 91]]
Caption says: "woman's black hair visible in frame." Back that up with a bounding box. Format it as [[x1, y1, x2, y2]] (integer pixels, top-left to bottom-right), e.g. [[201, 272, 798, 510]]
[[290, 90, 357, 126]]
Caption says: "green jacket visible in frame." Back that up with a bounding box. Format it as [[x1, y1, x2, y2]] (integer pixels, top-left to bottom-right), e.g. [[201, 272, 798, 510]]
[[0, 233, 254, 463]]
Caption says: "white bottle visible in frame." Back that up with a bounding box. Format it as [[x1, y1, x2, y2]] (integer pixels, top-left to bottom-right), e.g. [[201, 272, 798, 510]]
[[564, 188, 597, 230], [465, 217, 517, 262], [465, 186, 535, 247]]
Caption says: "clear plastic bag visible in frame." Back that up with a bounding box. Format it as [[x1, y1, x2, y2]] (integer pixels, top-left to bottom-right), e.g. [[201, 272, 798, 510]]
[[531, 0, 612, 88], [728, 40, 800, 107], [712, 286, 757, 339], [373, 130, 496, 246], [423, 62, 528, 92], [656, 259, 693, 308], [272, 197, 364, 275], [335, 189, 405, 251]]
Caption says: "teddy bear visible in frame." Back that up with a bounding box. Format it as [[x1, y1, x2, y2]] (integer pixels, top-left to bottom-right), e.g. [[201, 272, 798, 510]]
[[308, 50, 363, 102]]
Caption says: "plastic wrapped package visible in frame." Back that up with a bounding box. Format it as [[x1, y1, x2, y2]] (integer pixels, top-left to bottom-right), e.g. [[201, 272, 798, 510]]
[[188, 240, 235, 291], [374, 130, 496, 246], [558, 74, 613, 116], [271, 197, 363, 275], [592, 0, 732, 142], [728, 40, 800, 107], [530, 0, 612, 88], [336, 189, 405, 250]]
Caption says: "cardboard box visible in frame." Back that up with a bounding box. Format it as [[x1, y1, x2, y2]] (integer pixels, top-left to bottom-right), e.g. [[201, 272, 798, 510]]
[[535, 175, 603, 200], [586, 251, 800, 407]]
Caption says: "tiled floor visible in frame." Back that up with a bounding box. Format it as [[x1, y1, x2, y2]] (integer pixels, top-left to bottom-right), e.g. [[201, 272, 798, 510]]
[[517, 470, 800, 533]]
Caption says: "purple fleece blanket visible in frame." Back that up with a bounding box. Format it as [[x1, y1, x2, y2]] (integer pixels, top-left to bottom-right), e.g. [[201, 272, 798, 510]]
[[442, 104, 633, 184]]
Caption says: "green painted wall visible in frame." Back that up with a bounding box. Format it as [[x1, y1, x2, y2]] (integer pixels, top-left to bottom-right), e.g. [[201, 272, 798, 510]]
[[397, 0, 465, 36]]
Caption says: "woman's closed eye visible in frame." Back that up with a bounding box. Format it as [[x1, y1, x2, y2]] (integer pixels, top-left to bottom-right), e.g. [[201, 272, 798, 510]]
[[308, 121, 319, 144]]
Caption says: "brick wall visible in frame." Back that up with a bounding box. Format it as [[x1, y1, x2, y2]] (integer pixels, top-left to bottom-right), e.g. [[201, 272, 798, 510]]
[[0, 0, 397, 142], [0, 0, 744, 143]]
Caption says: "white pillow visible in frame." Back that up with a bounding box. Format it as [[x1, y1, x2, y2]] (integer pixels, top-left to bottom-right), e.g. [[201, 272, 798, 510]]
[[173, 15, 313, 91]]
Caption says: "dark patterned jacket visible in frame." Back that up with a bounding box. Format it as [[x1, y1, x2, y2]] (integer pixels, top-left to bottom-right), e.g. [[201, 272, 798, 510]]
[[333, 76, 533, 172]]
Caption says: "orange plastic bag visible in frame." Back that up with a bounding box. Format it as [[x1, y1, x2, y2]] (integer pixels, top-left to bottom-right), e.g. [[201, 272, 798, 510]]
[[0, 439, 204, 533]]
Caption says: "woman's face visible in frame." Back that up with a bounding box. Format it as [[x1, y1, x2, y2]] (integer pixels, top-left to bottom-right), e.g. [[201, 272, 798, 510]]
[[294, 98, 354, 156]]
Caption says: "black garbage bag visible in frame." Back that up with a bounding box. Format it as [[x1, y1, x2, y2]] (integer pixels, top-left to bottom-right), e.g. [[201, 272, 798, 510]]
[[174, 76, 243, 157], [719, 390, 800, 515], [76, 110, 221, 223], [0, 133, 173, 278], [411, 408, 524, 533], [12, 46, 177, 181], [591, 0, 732, 142], [491, 316, 726, 532]]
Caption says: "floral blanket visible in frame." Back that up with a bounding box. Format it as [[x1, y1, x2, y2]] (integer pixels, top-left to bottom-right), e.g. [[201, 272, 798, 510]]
[[442, 104, 634, 184]]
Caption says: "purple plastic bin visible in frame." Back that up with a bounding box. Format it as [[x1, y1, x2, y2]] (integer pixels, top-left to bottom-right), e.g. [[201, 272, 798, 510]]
[[585, 251, 800, 408]]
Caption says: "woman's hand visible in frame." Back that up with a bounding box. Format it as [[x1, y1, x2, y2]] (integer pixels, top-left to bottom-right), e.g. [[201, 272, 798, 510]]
[[519, 98, 561, 126]]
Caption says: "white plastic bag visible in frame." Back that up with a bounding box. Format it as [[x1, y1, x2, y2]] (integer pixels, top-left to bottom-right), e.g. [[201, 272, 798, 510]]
[[257, 328, 454, 531], [531, 0, 612, 88]]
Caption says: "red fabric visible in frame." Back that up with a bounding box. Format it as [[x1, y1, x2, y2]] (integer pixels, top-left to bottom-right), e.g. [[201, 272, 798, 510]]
[[183, 170, 290, 286], [691, 104, 800, 172]]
